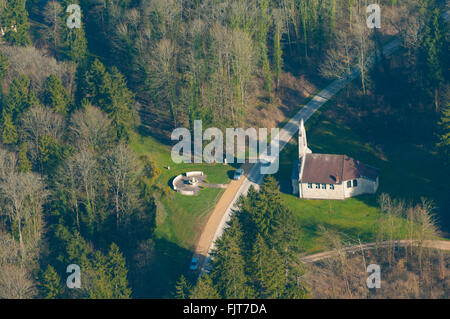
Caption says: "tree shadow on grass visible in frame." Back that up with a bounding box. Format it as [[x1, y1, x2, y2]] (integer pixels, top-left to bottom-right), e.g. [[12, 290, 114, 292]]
[[132, 237, 194, 299]]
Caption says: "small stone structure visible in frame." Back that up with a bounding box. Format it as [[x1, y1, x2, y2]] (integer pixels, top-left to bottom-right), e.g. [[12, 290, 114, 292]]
[[172, 171, 227, 196]]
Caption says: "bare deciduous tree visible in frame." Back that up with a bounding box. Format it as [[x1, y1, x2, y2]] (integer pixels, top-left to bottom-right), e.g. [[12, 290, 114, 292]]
[[20, 105, 64, 168], [0, 44, 75, 94], [146, 38, 179, 126], [69, 104, 113, 152], [104, 143, 139, 230], [320, 30, 354, 80], [0, 172, 48, 263], [231, 29, 254, 122], [0, 148, 17, 181], [73, 148, 99, 218], [0, 264, 36, 299], [42, 1, 63, 50]]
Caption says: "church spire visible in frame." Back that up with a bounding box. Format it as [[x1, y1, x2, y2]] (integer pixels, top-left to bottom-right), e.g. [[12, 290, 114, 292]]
[[299, 119, 310, 157]]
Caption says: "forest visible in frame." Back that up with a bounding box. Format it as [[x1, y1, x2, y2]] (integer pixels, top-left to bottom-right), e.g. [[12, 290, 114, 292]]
[[0, 0, 448, 298]]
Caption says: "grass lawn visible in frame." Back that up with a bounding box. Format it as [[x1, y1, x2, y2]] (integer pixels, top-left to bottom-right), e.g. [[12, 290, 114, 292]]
[[130, 132, 231, 250], [283, 194, 385, 253]]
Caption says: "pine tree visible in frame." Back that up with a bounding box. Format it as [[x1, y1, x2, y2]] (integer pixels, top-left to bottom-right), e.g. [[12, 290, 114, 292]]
[[189, 274, 220, 299], [212, 217, 254, 298], [82, 60, 135, 140], [255, 0, 272, 100], [82, 59, 107, 102], [251, 234, 284, 298], [61, 1, 87, 64], [250, 176, 283, 240], [38, 135, 65, 174], [0, 110, 18, 144], [272, 204, 302, 260], [18, 142, 32, 172], [0, 0, 31, 46], [174, 275, 191, 299], [43, 75, 71, 116], [41, 265, 63, 299], [437, 102, 450, 168], [100, 67, 134, 140], [63, 27, 88, 65], [272, 10, 283, 90], [421, 8, 445, 112], [64, 235, 132, 299], [0, 52, 9, 84], [106, 243, 132, 299], [5, 75, 38, 120], [272, 204, 308, 298]]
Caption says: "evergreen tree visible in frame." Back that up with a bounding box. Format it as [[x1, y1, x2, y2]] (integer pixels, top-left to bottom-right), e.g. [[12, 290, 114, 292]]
[[82, 59, 107, 102], [38, 135, 66, 174], [43, 75, 71, 116], [18, 142, 32, 172], [40, 265, 63, 299], [272, 10, 283, 90], [174, 275, 191, 299], [211, 217, 254, 298], [437, 102, 450, 168], [82, 60, 135, 140], [189, 274, 220, 299], [272, 204, 302, 261], [63, 27, 88, 65], [251, 234, 284, 298], [5, 75, 38, 120], [248, 176, 283, 241], [100, 67, 134, 140], [64, 234, 132, 299], [255, 0, 272, 100], [0, 0, 31, 46], [0, 51, 9, 84], [106, 243, 132, 299], [61, 2, 88, 64], [421, 8, 445, 112], [0, 110, 18, 144]]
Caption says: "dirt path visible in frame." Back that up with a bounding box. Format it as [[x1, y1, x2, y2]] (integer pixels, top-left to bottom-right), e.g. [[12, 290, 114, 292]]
[[300, 240, 450, 263], [193, 163, 253, 265]]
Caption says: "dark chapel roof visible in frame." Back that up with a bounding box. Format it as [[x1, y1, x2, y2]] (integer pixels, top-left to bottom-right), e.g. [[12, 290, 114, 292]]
[[300, 154, 379, 184]]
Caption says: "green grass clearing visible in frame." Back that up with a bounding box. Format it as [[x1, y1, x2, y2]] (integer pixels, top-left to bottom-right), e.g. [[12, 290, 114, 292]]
[[130, 132, 232, 249]]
